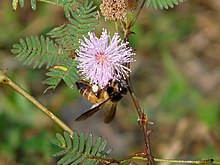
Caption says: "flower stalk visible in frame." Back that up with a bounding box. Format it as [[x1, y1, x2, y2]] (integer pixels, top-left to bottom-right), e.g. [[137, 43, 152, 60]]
[[119, 0, 155, 163], [126, 77, 155, 165]]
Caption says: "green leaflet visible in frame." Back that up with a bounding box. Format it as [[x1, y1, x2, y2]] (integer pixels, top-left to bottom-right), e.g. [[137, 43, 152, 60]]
[[11, 36, 69, 69], [48, 0, 98, 51], [43, 58, 79, 92], [11, 0, 77, 10], [12, 0, 36, 10], [51, 131, 112, 165], [146, 0, 185, 10]]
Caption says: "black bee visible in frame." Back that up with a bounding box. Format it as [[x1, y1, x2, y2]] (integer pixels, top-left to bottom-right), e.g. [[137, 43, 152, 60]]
[[75, 79, 127, 123]]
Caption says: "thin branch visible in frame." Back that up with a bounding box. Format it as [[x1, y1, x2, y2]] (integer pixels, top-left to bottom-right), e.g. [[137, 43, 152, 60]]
[[114, 21, 119, 33], [130, 156, 220, 164], [36, 0, 80, 9], [36, 0, 70, 7], [37, 0, 64, 6], [153, 158, 219, 164], [122, 1, 155, 163], [126, 78, 155, 165], [130, 0, 147, 28], [0, 69, 73, 135], [85, 153, 220, 165]]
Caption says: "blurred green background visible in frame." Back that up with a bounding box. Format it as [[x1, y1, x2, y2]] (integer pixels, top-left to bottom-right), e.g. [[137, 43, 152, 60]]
[[0, 0, 220, 164]]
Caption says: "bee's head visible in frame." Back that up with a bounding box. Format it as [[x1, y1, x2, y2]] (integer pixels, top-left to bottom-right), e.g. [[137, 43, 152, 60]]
[[107, 79, 127, 95], [117, 80, 127, 95]]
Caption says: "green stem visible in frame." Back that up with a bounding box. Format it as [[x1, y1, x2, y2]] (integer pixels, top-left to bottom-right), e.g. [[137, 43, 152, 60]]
[[130, 0, 146, 28], [120, 156, 220, 164], [36, 0, 79, 7], [36, 0, 65, 6], [127, 79, 155, 165], [153, 158, 219, 164], [0, 69, 73, 135]]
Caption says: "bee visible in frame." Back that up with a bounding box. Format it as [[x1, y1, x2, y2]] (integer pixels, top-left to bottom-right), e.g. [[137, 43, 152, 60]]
[[75, 79, 128, 123]]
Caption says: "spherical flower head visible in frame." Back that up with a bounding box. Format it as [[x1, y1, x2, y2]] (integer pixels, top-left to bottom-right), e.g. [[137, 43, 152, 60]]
[[100, 0, 127, 21], [76, 29, 135, 88], [100, 0, 137, 21]]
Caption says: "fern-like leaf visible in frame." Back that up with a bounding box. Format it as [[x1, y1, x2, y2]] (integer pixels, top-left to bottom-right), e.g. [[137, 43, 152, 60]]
[[43, 57, 79, 91], [51, 131, 112, 165], [11, 35, 69, 69], [51, 0, 78, 7], [146, 0, 185, 10], [47, 0, 98, 51], [12, 0, 36, 10], [11, 0, 78, 10]]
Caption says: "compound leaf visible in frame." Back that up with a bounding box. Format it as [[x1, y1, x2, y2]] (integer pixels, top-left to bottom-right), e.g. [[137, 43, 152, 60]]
[[52, 131, 112, 165], [48, 0, 98, 51], [11, 36, 69, 69], [43, 57, 79, 91], [146, 0, 185, 10]]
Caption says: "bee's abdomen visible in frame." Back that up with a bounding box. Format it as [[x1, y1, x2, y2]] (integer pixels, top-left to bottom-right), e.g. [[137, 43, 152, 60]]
[[76, 81, 103, 103], [75, 81, 89, 90]]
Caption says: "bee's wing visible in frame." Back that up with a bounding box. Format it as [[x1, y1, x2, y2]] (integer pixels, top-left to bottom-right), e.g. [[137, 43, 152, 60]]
[[103, 103, 117, 123], [75, 99, 109, 121]]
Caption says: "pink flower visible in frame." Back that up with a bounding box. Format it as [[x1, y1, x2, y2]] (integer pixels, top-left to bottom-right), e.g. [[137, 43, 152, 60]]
[[76, 29, 135, 88]]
